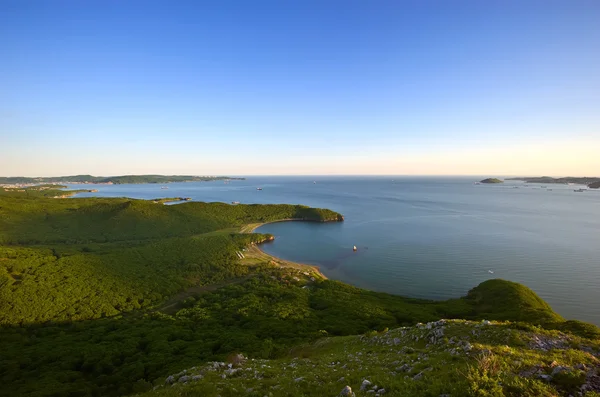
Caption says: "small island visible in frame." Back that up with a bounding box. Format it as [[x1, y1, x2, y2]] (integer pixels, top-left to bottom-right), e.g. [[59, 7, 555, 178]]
[[479, 178, 504, 184]]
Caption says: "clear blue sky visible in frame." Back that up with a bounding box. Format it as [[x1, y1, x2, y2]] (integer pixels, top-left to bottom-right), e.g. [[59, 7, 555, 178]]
[[1, 0, 599, 176]]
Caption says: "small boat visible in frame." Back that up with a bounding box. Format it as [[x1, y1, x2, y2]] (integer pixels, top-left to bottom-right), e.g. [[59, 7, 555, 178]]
[[231, 201, 240, 205], [161, 186, 168, 190], [574, 189, 585, 192], [313, 181, 316, 184], [488, 270, 494, 274], [256, 187, 263, 191], [353, 245, 357, 252]]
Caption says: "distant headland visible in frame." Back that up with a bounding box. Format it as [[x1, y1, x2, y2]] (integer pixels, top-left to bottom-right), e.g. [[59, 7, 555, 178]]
[[0, 174, 244, 186], [479, 178, 503, 184], [506, 176, 600, 188]]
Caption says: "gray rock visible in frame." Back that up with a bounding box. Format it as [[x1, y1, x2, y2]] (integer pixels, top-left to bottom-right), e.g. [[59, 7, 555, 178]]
[[339, 386, 355, 397], [165, 376, 175, 384], [551, 366, 568, 376], [413, 372, 424, 380], [538, 374, 552, 382], [360, 379, 372, 391], [377, 389, 386, 395], [294, 377, 304, 382], [192, 375, 202, 381], [178, 376, 190, 383]]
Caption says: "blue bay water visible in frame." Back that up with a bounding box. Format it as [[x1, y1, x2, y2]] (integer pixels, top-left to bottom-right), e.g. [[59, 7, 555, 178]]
[[70, 176, 600, 325]]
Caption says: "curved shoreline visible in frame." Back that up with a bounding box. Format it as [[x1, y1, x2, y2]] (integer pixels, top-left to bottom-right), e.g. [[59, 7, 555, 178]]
[[242, 219, 332, 279]]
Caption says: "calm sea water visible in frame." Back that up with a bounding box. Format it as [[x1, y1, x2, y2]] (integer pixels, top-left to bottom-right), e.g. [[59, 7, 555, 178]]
[[70, 176, 600, 325]]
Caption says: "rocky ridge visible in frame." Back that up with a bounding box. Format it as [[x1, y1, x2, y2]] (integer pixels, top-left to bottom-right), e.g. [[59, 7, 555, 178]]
[[139, 319, 600, 397]]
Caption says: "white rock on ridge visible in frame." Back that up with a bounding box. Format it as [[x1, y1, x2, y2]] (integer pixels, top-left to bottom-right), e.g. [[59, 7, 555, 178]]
[[339, 385, 355, 397], [360, 379, 372, 391]]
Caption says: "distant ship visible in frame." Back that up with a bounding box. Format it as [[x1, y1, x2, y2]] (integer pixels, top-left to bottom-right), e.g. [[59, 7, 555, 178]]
[[161, 186, 168, 189], [353, 245, 357, 252], [256, 187, 263, 191], [488, 270, 494, 274], [574, 189, 585, 192]]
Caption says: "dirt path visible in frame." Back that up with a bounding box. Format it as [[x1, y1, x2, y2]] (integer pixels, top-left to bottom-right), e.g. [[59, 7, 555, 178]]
[[153, 276, 252, 315]]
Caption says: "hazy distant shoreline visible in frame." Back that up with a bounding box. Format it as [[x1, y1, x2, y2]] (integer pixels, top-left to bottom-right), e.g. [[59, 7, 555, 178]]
[[0, 174, 244, 186]]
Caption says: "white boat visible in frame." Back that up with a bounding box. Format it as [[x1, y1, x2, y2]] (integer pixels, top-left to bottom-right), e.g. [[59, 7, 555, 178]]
[[353, 245, 357, 252], [488, 270, 494, 274], [256, 187, 263, 191]]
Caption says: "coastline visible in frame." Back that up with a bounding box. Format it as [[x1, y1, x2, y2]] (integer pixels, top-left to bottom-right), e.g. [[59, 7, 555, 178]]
[[240, 218, 340, 233], [241, 220, 330, 280]]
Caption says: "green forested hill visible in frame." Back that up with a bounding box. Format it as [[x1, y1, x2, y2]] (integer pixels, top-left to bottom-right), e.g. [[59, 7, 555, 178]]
[[0, 191, 342, 325]]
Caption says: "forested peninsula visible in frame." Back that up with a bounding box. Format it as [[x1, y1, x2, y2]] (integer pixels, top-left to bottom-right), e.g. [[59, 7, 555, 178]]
[[1, 186, 599, 397], [0, 174, 243, 185]]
